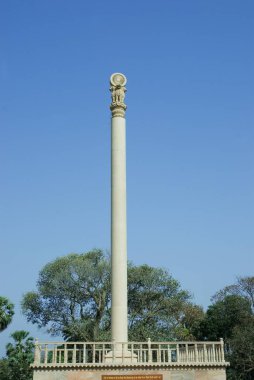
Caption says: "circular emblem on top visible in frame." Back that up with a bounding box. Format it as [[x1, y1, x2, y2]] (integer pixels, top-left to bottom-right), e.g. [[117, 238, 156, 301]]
[[110, 73, 127, 87]]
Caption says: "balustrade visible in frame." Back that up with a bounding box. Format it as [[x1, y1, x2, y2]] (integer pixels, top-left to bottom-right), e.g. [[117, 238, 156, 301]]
[[33, 339, 226, 366]]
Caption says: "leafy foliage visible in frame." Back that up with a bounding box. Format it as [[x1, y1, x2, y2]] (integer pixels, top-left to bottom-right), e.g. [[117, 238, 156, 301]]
[[128, 263, 203, 340], [194, 278, 254, 380], [22, 249, 200, 341], [0, 297, 14, 332], [228, 318, 254, 380], [194, 295, 252, 341], [22, 250, 111, 341], [212, 276, 254, 311], [0, 330, 34, 380], [0, 358, 9, 380]]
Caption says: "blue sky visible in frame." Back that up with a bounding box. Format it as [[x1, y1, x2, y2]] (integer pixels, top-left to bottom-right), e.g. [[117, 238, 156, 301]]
[[0, 0, 253, 354]]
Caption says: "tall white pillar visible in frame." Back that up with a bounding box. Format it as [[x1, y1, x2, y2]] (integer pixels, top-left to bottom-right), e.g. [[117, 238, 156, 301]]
[[110, 73, 128, 343]]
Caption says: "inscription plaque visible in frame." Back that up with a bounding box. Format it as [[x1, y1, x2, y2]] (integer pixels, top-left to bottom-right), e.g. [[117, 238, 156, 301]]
[[103, 376, 162, 380]]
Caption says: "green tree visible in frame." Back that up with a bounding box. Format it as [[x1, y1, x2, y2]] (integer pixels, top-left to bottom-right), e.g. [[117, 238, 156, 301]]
[[0, 330, 34, 380], [194, 295, 252, 341], [22, 249, 200, 341], [22, 250, 111, 341], [0, 297, 14, 332], [194, 283, 254, 380], [212, 276, 254, 311], [0, 358, 9, 380], [128, 263, 203, 340], [177, 303, 205, 340], [228, 318, 254, 380]]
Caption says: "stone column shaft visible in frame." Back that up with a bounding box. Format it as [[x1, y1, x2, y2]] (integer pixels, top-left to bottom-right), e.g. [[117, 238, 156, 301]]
[[111, 116, 127, 343], [110, 73, 128, 343]]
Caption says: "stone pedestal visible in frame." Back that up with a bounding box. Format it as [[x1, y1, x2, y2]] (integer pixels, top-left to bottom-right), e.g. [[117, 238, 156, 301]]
[[33, 365, 228, 380]]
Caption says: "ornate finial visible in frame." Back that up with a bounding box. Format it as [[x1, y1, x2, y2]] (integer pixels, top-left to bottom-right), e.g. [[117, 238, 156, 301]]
[[110, 73, 127, 118]]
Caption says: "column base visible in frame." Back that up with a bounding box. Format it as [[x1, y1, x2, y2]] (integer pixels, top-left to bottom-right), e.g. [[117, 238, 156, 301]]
[[105, 349, 138, 363]]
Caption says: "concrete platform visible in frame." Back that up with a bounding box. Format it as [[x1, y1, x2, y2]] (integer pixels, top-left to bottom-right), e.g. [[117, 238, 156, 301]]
[[33, 366, 227, 380]]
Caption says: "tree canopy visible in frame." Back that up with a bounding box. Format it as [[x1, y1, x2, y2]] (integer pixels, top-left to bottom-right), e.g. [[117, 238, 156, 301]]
[[194, 294, 252, 341], [212, 276, 254, 311], [193, 277, 254, 380], [229, 318, 254, 379], [22, 249, 202, 341], [127, 263, 204, 341], [0, 297, 14, 332], [0, 330, 34, 380]]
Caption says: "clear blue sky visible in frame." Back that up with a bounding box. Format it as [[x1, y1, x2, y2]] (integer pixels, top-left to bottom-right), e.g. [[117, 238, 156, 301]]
[[0, 0, 253, 354]]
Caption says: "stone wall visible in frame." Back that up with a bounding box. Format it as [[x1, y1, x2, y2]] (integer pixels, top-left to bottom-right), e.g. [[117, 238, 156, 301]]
[[33, 367, 227, 380]]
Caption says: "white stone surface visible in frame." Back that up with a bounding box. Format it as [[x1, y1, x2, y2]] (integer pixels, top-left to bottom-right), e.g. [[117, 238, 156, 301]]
[[110, 73, 128, 344], [33, 367, 227, 380], [111, 114, 128, 343]]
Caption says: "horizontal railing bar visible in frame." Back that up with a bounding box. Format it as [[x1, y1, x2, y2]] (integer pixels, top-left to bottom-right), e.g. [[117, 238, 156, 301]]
[[35, 340, 223, 345]]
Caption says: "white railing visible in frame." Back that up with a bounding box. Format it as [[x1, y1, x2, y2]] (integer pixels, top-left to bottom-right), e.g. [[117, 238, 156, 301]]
[[33, 339, 226, 366]]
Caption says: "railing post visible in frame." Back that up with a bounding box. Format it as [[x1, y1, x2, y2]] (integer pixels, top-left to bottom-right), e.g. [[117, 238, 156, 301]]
[[63, 344, 67, 364], [112, 339, 116, 363], [92, 343, 96, 363], [220, 338, 225, 362], [102, 345, 104, 362], [167, 344, 171, 363], [83, 344, 86, 363], [176, 344, 180, 363], [53, 345, 57, 364], [34, 339, 40, 365], [212, 344, 215, 362], [204, 343, 208, 362], [158, 343, 161, 363], [194, 343, 198, 363], [78, 345, 82, 363], [72, 344, 76, 364], [44, 344, 48, 364], [131, 343, 134, 363], [148, 338, 152, 363]]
